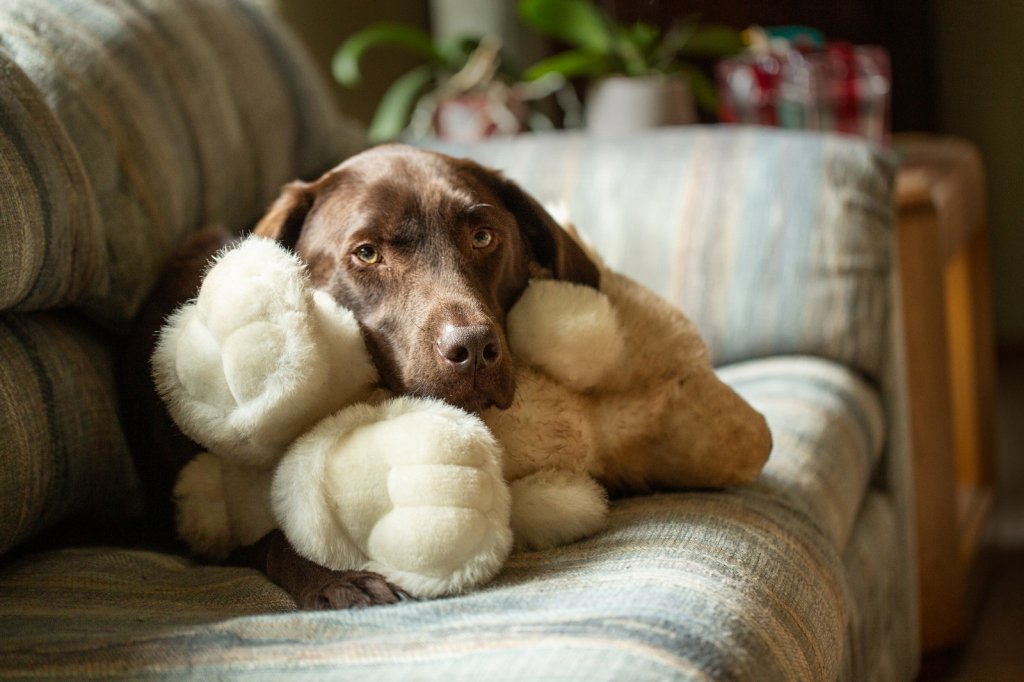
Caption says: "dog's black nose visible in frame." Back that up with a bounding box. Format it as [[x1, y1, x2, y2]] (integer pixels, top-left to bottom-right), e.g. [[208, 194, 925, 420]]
[[436, 324, 501, 374]]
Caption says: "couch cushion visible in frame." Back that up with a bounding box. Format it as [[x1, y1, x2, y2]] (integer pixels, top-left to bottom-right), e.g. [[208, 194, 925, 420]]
[[0, 312, 140, 558], [0, 355, 886, 682], [0, 494, 846, 682], [0, 0, 365, 326], [719, 356, 886, 549], [838, 492, 909, 682], [426, 128, 897, 381]]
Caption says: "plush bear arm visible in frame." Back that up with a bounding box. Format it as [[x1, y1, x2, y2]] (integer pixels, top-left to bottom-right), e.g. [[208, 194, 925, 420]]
[[508, 469, 609, 551], [272, 397, 513, 599], [153, 236, 376, 466], [506, 279, 624, 391]]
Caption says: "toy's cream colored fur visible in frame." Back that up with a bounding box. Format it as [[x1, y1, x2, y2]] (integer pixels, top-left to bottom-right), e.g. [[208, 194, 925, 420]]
[[272, 397, 512, 598], [153, 238, 375, 467]]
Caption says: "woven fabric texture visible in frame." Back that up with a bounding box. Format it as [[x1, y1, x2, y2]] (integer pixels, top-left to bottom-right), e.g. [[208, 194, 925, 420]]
[[0, 0, 365, 327], [0, 312, 139, 557], [720, 356, 886, 549], [0, 356, 904, 682]]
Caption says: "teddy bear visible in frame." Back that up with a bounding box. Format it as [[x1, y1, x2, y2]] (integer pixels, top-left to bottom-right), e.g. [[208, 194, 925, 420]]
[[155, 233, 771, 599]]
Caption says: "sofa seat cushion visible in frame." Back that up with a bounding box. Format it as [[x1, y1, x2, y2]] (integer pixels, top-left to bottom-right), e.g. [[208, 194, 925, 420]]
[[0, 312, 140, 558], [0, 356, 883, 681], [719, 356, 886, 549]]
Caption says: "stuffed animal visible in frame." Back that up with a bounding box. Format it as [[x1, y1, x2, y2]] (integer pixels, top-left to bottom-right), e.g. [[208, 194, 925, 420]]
[[157, 233, 771, 599]]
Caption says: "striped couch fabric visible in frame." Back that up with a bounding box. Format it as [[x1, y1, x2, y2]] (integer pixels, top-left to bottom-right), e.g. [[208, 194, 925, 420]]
[[0, 312, 139, 557], [0, 0, 365, 328], [0, 357, 907, 681]]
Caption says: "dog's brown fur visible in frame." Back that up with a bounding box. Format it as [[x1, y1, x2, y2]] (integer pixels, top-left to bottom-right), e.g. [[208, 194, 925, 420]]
[[120, 145, 599, 609]]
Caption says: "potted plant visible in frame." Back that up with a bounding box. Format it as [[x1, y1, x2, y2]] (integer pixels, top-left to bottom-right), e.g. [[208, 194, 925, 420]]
[[334, 26, 559, 143], [518, 0, 744, 135]]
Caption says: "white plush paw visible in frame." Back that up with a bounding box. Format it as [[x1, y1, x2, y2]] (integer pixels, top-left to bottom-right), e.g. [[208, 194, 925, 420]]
[[509, 469, 608, 551], [173, 452, 278, 561], [174, 453, 233, 561], [153, 236, 376, 466], [272, 397, 513, 598], [507, 279, 624, 391]]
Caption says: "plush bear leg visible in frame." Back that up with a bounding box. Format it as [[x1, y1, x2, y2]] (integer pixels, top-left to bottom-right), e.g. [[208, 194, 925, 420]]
[[509, 469, 609, 552], [272, 397, 513, 598], [506, 279, 624, 392], [174, 452, 279, 561]]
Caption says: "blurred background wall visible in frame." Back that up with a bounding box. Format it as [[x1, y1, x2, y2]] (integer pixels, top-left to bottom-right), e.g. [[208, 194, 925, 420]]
[[934, 0, 1024, 348], [272, 0, 431, 127]]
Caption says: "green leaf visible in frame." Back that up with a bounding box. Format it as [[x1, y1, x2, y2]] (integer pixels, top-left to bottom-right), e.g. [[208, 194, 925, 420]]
[[675, 24, 745, 57], [630, 21, 660, 51], [518, 0, 613, 53], [655, 15, 700, 62], [333, 23, 440, 87], [675, 63, 719, 114], [368, 64, 435, 143], [612, 24, 649, 76], [523, 47, 609, 80]]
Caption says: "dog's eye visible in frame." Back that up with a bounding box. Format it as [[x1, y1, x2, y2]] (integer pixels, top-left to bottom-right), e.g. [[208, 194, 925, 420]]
[[355, 245, 382, 264], [472, 230, 493, 248]]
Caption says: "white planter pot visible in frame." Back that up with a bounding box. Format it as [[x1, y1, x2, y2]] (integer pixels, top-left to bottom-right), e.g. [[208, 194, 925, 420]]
[[585, 75, 698, 137]]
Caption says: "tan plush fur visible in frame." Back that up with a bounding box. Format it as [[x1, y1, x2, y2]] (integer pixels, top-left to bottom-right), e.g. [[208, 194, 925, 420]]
[[490, 238, 772, 500]]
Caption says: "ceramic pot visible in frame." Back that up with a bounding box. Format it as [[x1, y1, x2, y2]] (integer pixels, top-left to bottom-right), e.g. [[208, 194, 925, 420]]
[[585, 74, 697, 137]]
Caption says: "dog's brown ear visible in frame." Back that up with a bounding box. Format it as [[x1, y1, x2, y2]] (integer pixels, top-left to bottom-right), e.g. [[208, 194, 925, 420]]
[[252, 181, 315, 251], [480, 169, 600, 289]]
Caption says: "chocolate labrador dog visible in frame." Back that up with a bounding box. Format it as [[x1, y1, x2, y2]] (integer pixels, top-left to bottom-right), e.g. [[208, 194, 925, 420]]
[[119, 144, 599, 609]]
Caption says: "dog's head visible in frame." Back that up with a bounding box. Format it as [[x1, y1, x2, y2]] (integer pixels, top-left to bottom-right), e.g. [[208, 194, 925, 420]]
[[253, 144, 599, 413]]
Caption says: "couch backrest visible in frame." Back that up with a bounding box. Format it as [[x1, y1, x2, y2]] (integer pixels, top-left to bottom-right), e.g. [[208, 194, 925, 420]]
[[0, 0, 365, 329], [428, 128, 898, 382]]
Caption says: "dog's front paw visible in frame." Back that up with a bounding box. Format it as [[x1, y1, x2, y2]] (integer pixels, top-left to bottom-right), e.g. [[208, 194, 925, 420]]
[[153, 236, 376, 466], [272, 397, 513, 599], [297, 570, 408, 610]]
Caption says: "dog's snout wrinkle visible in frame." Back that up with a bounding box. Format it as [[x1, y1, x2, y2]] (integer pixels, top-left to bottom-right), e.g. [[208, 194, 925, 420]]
[[436, 324, 501, 375]]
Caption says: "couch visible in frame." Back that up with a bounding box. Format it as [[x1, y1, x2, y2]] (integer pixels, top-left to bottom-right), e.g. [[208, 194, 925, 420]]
[[0, 1, 920, 680]]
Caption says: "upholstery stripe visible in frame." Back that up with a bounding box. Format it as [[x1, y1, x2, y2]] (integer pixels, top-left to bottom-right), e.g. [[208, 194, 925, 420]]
[[0, 312, 140, 557], [0, 490, 847, 681], [719, 356, 886, 549], [0, 0, 365, 326]]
